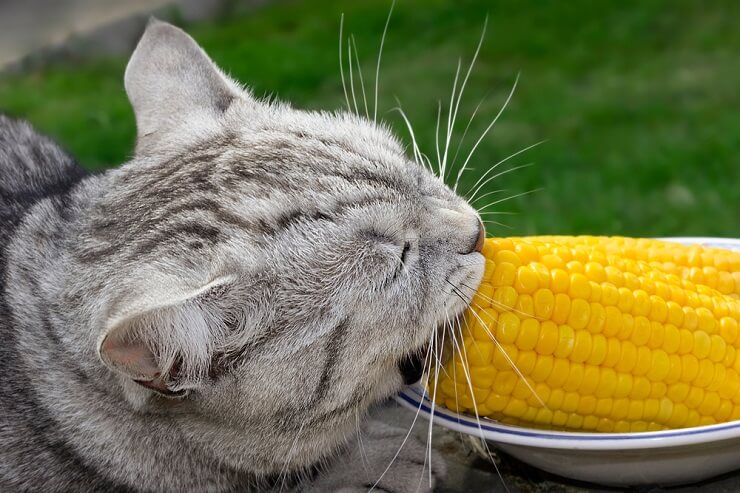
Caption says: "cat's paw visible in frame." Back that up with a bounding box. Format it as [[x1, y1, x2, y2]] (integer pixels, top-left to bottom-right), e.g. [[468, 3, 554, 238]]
[[303, 420, 446, 493]]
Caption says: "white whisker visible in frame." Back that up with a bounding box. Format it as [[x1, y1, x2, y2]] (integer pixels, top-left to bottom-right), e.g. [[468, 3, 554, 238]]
[[374, 0, 395, 122], [482, 219, 513, 230], [355, 409, 369, 471], [475, 186, 543, 212], [457, 72, 520, 191], [453, 319, 509, 492], [277, 420, 306, 492], [466, 300, 546, 409], [446, 286, 510, 492], [443, 17, 487, 184], [452, 97, 487, 191], [424, 315, 448, 488], [338, 14, 351, 112], [350, 35, 370, 120], [441, 59, 462, 182], [434, 100, 443, 177], [392, 101, 427, 169], [447, 279, 546, 408], [457, 281, 544, 322], [471, 187, 507, 206], [347, 38, 359, 115], [478, 211, 517, 216], [369, 330, 436, 492], [465, 138, 545, 200], [467, 164, 536, 203]]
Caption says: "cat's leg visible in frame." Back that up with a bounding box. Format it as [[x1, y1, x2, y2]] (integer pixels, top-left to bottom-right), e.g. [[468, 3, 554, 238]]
[[300, 419, 446, 493]]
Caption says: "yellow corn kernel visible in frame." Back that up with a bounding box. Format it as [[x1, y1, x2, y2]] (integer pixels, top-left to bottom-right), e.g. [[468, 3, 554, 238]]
[[515, 266, 539, 294], [516, 319, 540, 351], [568, 298, 591, 329], [496, 312, 520, 345], [433, 236, 740, 432], [553, 324, 575, 359], [492, 262, 517, 287], [533, 288, 555, 320]]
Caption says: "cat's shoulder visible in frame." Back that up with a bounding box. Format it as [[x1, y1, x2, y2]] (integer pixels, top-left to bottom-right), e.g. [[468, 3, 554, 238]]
[[0, 115, 88, 196], [0, 115, 88, 217], [0, 115, 89, 247]]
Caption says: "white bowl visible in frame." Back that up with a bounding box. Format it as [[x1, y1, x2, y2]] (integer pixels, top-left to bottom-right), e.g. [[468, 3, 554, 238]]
[[396, 237, 740, 487]]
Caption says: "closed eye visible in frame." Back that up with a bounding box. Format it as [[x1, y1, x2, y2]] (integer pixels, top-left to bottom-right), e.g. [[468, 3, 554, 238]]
[[400, 240, 411, 265]]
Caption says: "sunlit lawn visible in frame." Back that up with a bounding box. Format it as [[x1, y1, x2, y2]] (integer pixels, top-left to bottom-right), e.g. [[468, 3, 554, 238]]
[[1, 0, 738, 236]]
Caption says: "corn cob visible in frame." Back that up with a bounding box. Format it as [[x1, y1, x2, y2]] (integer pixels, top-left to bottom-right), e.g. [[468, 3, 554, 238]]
[[433, 236, 740, 432]]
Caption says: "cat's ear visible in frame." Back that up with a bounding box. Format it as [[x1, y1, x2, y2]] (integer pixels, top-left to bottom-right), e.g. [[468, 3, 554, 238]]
[[97, 276, 233, 396], [124, 18, 241, 153]]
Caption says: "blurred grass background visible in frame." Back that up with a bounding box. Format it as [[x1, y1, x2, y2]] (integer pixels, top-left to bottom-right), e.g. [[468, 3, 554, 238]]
[[0, 0, 738, 237]]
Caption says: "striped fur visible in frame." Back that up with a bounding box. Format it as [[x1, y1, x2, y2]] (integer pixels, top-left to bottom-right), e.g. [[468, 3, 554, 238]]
[[0, 20, 483, 491]]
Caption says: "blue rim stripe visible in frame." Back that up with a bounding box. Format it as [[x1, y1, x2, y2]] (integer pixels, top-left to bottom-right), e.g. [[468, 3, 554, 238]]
[[399, 387, 740, 441]]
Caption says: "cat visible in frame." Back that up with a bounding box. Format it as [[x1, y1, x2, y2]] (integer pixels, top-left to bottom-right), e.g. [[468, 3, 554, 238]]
[[0, 19, 485, 492]]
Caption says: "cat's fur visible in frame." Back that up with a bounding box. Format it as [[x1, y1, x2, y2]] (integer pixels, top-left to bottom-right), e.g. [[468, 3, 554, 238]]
[[0, 20, 484, 492]]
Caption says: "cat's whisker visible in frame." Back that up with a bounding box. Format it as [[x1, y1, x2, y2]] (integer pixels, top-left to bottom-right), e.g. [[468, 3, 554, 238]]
[[466, 299, 546, 409], [455, 71, 520, 192], [447, 288, 510, 492], [478, 211, 518, 216], [368, 328, 436, 492], [420, 152, 436, 177], [431, 318, 451, 380], [467, 164, 536, 204], [471, 187, 507, 206], [443, 17, 487, 185], [450, 321, 461, 415], [457, 281, 546, 322], [447, 316, 475, 447], [452, 96, 487, 192], [374, 0, 395, 123], [482, 219, 513, 230], [434, 100, 443, 178], [465, 140, 545, 201], [440, 59, 462, 182], [355, 409, 369, 471], [454, 321, 506, 491], [350, 35, 370, 120], [475, 186, 544, 213], [347, 38, 360, 115], [419, 311, 452, 489], [391, 101, 426, 169], [422, 314, 449, 488], [277, 420, 307, 492], [338, 14, 352, 113], [446, 279, 544, 407]]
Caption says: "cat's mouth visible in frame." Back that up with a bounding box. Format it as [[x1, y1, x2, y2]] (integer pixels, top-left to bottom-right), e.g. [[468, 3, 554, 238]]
[[398, 290, 475, 385], [397, 344, 429, 385]]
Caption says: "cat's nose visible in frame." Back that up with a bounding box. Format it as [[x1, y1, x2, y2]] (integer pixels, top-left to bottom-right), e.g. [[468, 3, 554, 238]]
[[471, 218, 485, 253]]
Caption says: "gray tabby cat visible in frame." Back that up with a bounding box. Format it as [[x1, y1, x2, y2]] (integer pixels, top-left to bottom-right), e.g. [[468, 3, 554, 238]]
[[0, 19, 485, 492]]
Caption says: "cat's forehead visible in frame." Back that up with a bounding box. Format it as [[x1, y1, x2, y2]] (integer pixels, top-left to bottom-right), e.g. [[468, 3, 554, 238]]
[[222, 100, 467, 210], [233, 101, 406, 163]]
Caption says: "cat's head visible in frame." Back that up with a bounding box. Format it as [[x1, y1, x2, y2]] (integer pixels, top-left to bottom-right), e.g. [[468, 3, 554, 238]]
[[79, 20, 484, 473]]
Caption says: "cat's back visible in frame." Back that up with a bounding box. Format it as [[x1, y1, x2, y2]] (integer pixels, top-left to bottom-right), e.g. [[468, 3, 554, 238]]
[[0, 117, 108, 490], [0, 115, 88, 247]]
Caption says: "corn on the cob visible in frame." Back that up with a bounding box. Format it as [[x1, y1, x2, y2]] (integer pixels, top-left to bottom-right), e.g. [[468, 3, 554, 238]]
[[433, 236, 740, 432]]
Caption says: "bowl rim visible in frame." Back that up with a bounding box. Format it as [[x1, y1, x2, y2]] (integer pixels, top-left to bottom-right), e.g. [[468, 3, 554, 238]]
[[396, 385, 740, 451], [396, 236, 740, 452]]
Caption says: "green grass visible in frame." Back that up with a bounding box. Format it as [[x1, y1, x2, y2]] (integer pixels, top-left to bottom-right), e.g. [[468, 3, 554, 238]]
[[1, 0, 738, 237]]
